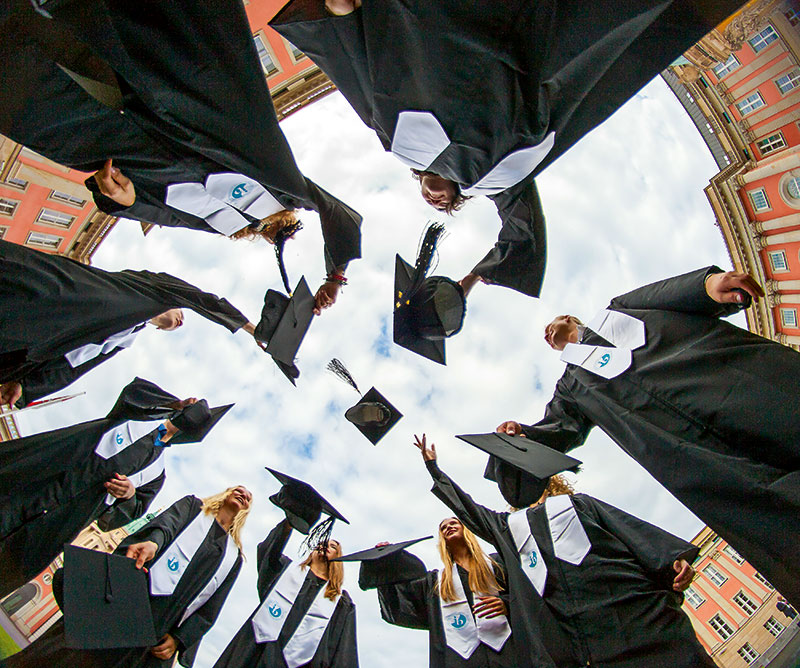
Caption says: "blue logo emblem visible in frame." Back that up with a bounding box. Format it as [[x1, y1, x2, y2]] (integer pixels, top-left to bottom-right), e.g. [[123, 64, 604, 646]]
[[596, 353, 611, 369], [268, 603, 282, 618], [528, 551, 538, 568], [167, 557, 180, 572], [231, 183, 248, 199], [115, 433, 124, 445], [450, 614, 467, 629]]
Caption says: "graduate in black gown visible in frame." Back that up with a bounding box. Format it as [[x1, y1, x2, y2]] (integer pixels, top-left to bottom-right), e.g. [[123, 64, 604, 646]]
[[214, 473, 358, 668], [495, 266, 800, 608], [414, 435, 714, 668], [4, 486, 252, 668], [0, 376, 232, 598], [360, 519, 527, 668], [0, 238, 260, 407], [0, 0, 361, 311], [270, 0, 744, 300]]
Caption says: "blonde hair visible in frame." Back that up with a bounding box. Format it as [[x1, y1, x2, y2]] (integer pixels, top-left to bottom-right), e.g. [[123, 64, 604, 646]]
[[300, 541, 344, 601], [230, 209, 299, 243], [508, 474, 578, 512], [201, 487, 252, 553], [436, 519, 503, 603]]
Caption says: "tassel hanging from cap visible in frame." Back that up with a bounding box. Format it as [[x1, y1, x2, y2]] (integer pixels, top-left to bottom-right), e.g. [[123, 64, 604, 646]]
[[273, 219, 304, 294], [302, 515, 336, 555], [408, 222, 445, 298], [326, 358, 360, 394]]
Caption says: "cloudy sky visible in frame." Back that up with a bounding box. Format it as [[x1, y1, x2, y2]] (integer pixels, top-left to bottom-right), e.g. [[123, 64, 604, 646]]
[[17, 75, 742, 666]]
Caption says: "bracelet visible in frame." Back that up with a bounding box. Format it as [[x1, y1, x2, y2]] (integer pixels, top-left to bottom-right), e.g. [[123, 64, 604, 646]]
[[326, 273, 348, 286]]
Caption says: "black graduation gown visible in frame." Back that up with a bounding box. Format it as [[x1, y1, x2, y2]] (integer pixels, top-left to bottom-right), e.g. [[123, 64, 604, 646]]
[[367, 556, 518, 668], [427, 463, 714, 668], [0, 238, 248, 393], [270, 0, 742, 298], [214, 520, 359, 668], [513, 266, 800, 608], [0, 0, 361, 273], [0, 377, 179, 597], [4, 495, 243, 668]]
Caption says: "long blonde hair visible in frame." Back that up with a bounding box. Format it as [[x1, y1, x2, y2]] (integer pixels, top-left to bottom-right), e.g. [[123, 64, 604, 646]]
[[230, 209, 299, 243], [508, 474, 577, 513], [201, 487, 252, 552], [436, 520, 503, 603], [300, 541, 344, 601]]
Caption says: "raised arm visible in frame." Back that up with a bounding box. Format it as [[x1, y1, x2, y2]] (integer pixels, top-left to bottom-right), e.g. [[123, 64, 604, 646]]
[[96, 471, 165, 532], [116, 495, 199, 565], [256, 518, 293, 600], [14, 351, 119, 407], [376, 574, 432, 631], [104, 376, 181, 422]]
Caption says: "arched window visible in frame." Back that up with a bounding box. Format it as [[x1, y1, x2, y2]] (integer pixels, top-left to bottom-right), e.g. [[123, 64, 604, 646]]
[[779, 173, 800, 209], [0, 583, 40, 616]]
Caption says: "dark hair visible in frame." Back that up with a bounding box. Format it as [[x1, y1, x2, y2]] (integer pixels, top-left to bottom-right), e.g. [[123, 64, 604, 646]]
[[410, 170, 472, 215]]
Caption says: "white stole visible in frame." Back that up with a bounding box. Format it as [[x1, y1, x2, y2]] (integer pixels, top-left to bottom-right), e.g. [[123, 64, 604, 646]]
[[94, 419, 164, 460], [150, 511, 214, 595], [251, 562, 339, 668], [438, 562, 511, 659], [507, 509, 548, 596], [103, 451, 165, 506], [560, 309, 646, 379], [389, 110, 555, 196], [178, 531, 239, 626], [65, 325, 142, 368]]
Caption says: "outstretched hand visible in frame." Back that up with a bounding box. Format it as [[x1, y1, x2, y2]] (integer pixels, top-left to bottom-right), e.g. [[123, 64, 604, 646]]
[[705, 271, 764, 305], [495, 421, 524, 437], [313, 281, 340, 315], [93, 159, 136, 207], [125, 541, 158, 570], [413, 434, 437, 462], [672, 559, 695, 592], [0, 381, 22, 408]]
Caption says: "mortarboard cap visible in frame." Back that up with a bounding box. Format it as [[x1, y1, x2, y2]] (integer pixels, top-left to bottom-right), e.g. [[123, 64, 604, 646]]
[[344, 387, 403, 445], [254, 277, 315, 385], [169, 400, 233, 445], [333, 536, 432, 590], [456, 432, 582, 507], [266, 468, 349, 535], [62, 544, 157, 650]]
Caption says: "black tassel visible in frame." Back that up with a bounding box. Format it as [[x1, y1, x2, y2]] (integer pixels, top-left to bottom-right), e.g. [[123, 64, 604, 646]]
[[326, 358, 360, 394], [408, 222, 445, 297], [273, 220, 304, 294], [302, 516, 336, 556]]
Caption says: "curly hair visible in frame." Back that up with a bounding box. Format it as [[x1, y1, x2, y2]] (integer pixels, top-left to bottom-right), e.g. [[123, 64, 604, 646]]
[[410, 169, 472, 215], [230, 209, 300, 243], [544, 474, 576, 498]]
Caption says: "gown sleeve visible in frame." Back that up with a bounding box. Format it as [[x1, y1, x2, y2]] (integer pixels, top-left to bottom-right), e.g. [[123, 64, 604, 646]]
[[303, 178, 363, 273], [425, 460, 506, 544], [104, 376, 181, 423], [96, 470, 165, 532], [376, 573, 432, 631], [471, 180, 547, 299], [173, 555, 244, 668], [609, 266, 744, 318], [328, 592, 360, 668], [519, 378, 594, 453], [256, 519, 293, 600], [115, 495, 199, 560]]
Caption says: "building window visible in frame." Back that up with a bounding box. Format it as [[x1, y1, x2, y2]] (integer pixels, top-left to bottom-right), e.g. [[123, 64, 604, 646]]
[[733, 590, 760, 615], [703, 563, 728, 587], [749, 188, 770, 212], [49, 190, 86, 208], [768, 250, 789, 272], [775, 69, 800, 94], [253, 34, 278, 76], [748, 25, 778, 53], [722, 545, 745, 564], [37, 207, 75, 228], [757, 132, 787, 155], [780, 308, 798, 328], [785, 7, 799, 26], [738, 643, 759, 664], [286, 40, 305, 62], [736, 91, 766, 116], [0, 226, 7, 239], [26, 231, 62, 250], [783, 175, 800, 205], [714, 54, 740, 79], [765, 616, 785, 636], [685, 587, 705, 609], [709, 613, 735, 640], [4, 175, 28, 190], [0, 197, 19, 217], [753, 571, 774, 589]]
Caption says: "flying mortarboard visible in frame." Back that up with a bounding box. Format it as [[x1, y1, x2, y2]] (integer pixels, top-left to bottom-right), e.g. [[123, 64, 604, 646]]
[[62, 544, 157, 649], [456, 432, 582, 508], [333, 536, 433, 590], [254, 276, 315, 385], [169, 399, 234, 445]]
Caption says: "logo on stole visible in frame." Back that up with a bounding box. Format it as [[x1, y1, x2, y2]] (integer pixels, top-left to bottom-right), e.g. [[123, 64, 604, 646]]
[[268, 603, 282, 618], [596, 353, 611, 369], [528, 551, 538, 568], [450, 613, 467, 629], [115, 433, 124, 445], [231, 183, 248, 199], [167, 557, 180, 572]]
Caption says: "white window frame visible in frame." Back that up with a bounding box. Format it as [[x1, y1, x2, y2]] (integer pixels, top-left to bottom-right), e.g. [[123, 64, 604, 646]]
[[736, 91, 766, 116], [733, 590, 759, 615], [786, 7, 799, 26], [754, 571, 774, 589], [685, 587, 705, 609], [3, 175, 28, 190], [748, 25, 778, 53], [757, 132, 787, 156], [765, 616, 785, 636], [25, 231, 62, 250], [780, 308, 798, 328], [703, 563, 728, 587], [768, 250, 788, 272], [253, 33, 279, 77], [738, 642, 759, 664], [709, 613, 735, 640], [784, 175, 800, 203], [749, 188, 771, 212], [49, 190, 86, 208], [714, 54, 740, 79], [0, 225, 7, 239], [36, 207, 75, 229], [722, 544, 745, 564], [285, 39, 305, 64], [0, 197, 20, 217], [775, 69, 800, 95]]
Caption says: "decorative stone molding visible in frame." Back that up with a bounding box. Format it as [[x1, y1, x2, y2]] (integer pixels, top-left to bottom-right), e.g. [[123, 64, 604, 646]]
[[723, 0, 781, 50], [768, 292, 782, 307]]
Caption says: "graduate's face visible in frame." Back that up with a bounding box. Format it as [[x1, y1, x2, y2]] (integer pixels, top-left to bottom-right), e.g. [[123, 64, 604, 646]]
[[315, 539, 341, 561], [224, 486, 253, 512], [439, 517, 464, 543], [420, 175, 458, 211], [151, 308, 184, 331], [544, 315, 580, 351]]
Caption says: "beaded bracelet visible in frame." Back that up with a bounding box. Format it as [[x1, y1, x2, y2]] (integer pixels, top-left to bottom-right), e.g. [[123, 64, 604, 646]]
[[326, 273, 348, 286]]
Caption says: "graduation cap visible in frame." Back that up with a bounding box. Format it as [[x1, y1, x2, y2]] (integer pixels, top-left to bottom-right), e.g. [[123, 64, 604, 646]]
[[393, 223, 465, 365], [333, 536, 433, 590], [170, 399, 233, 445], [456, 432, 582, 508], [267, 468, 349, 551], [327, 359, 403, 445], [62, 544, 157, 650], [254, 276, 315, 385]]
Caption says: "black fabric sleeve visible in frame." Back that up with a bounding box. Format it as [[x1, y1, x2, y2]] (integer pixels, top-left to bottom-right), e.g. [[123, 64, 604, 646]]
[[609, 266, 744, 318], [115, 495, 200, 560], [256, 519, 293, 600], [16, 350, 120, 406], [173, 555, 243, 668], [104, 376, 181, 423], [426, 460, 505, 545], [303, 178, 362, 273], [96, 471, 165, 532], [519, 379, 594, 454], [375, 572, 432, 631], [328, 593, 360, 668], [472, 180, 547, 299]]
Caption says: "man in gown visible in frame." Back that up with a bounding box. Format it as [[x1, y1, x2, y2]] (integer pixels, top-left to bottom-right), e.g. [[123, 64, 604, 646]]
[[270, 0, 746, 300], [497, 266, 800, 607]]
